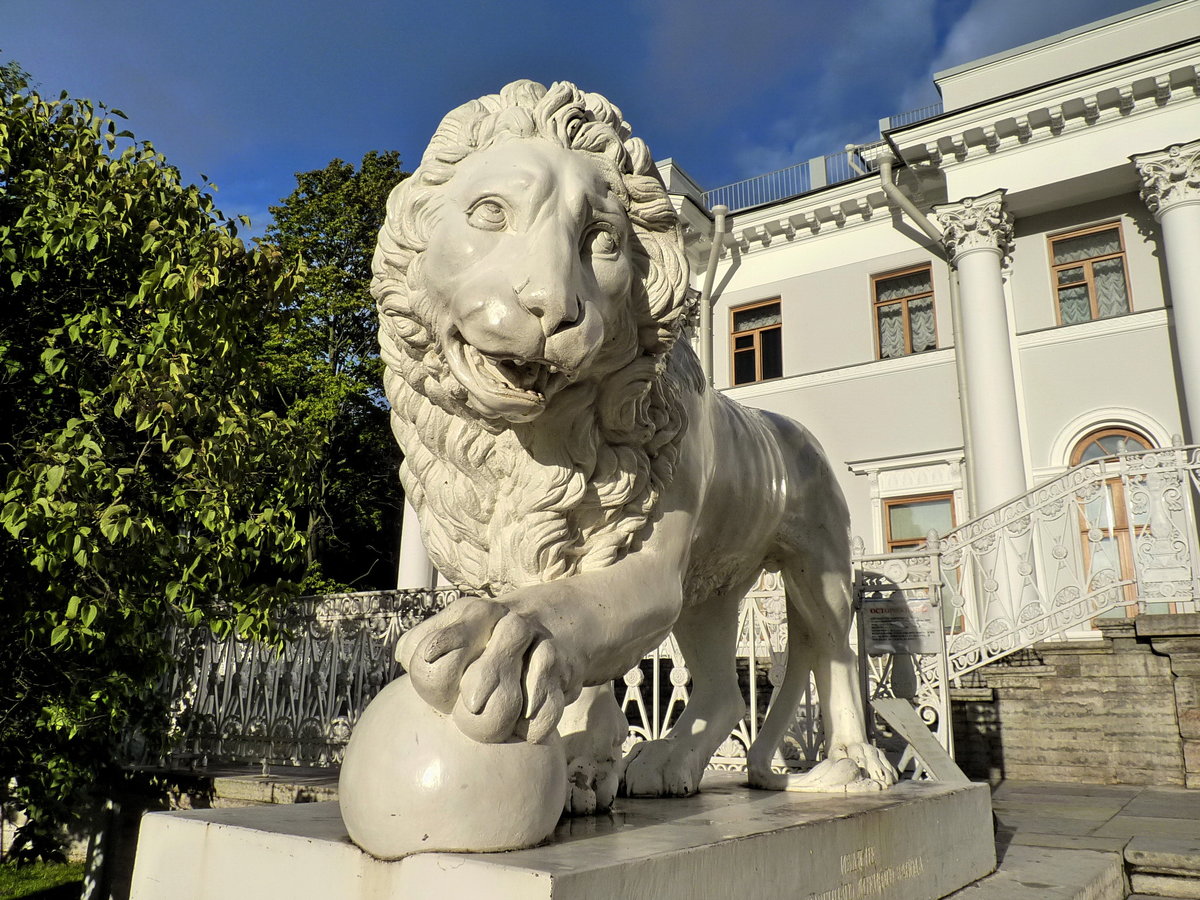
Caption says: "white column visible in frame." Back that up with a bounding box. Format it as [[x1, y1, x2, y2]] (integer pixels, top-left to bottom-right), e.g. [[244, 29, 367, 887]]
[[396, 499, 437, 591], [1133, 140, 1200, 440], [935, 190, 1026, 515]]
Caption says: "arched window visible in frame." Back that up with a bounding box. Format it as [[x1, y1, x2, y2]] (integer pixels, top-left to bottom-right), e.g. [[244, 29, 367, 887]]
[[1070, 427, 1152, 467], [1070, 427, 1153, 619]]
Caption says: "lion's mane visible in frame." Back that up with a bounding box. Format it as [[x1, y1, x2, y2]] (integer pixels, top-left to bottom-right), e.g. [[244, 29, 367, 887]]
[[373, 80, 698, 593]]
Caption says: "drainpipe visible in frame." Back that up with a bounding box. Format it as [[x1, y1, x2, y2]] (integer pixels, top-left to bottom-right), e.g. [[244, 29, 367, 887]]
[[877, 155, 977, 517], [698, 205, 729, 385]]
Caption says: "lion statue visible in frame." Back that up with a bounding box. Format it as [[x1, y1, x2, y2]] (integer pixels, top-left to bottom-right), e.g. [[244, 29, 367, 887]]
[[356, 79, 895, 850]]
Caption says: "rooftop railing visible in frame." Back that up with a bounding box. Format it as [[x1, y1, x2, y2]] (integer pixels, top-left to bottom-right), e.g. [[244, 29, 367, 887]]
[[701, 142, 887, 213], [699, 98, 944, 214], [880, 101, 944, 132]]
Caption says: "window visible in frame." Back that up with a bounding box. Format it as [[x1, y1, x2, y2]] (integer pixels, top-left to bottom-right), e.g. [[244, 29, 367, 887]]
[[873, 266, 937, 360], [1070, 428, 1154, 619], [1049, 223, 1131, 325], [884, 492, 959, 630], [731, 300, 782, 385], [883, 493, 956, 552]]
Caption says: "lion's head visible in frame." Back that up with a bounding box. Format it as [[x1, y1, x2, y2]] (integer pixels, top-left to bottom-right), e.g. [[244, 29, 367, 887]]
[[373, 80, 697, 593]]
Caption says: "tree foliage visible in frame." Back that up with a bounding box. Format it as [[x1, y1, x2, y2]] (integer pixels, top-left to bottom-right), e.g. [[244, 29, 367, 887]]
[[261, 152, 408, 591], [0, 80, 316, 857]]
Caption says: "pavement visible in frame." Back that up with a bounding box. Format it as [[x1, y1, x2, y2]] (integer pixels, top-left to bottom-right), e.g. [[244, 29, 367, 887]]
[[980, 780, 1200, 899], [130, 768, 1200, 899]]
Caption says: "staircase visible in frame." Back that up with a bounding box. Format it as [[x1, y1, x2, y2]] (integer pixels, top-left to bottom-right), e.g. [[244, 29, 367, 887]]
[[853, 441, 1200, 752]]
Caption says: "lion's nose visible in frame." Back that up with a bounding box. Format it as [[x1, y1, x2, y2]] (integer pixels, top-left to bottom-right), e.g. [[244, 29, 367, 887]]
[[516, 285, 582, 338]]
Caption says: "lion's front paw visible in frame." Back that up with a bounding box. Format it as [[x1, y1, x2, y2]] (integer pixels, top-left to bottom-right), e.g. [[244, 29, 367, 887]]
[[620, 739, 704, 798], [396, 596, 573, 744], [829, 741, 899, 789]]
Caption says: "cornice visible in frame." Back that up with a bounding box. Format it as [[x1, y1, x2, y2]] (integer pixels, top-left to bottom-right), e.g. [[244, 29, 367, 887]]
[[709, 174, 930, 259], [890, 42, 1199, 170]]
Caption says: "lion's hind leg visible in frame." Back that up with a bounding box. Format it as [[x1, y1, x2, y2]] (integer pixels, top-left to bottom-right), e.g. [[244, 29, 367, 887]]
[[748, 547, 897, 792]]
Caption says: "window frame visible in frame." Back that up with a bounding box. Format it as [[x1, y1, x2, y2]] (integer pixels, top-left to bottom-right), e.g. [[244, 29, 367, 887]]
[[730, 299, 783, 386], [871, 264, 938, 360], [1069, 427, 1157, 620], [882, 491, 956, 553], [1047, 222, 1133, 326]]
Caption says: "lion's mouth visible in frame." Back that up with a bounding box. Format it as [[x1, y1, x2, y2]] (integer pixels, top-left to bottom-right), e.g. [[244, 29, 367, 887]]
[[446, 332, 573, 421]]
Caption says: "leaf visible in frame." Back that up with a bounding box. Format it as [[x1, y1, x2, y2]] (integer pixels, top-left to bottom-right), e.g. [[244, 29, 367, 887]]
[[50, 624, 69, 646], [45, 465, 66, 494]]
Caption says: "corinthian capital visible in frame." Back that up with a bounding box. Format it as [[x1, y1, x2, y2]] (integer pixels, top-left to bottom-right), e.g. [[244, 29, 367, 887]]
[[1132, 140, 1200, 218], [934, 189, 1012, 262]]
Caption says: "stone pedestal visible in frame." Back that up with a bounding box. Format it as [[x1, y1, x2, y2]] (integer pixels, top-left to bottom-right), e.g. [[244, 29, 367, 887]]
[[129, 775, 995, 900]]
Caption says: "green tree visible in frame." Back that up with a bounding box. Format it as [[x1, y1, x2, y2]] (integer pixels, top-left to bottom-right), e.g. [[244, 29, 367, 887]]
[[0, 82, 316, 857], [262, 152, 408, 591]]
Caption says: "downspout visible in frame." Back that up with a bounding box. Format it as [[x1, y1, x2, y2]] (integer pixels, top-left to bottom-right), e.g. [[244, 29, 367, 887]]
[[877, 155, 977, 517], [698, 204, 729, 385]]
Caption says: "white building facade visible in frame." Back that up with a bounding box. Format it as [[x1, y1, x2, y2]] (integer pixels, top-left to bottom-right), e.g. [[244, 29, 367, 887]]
[[662, 0, 1200, 633]]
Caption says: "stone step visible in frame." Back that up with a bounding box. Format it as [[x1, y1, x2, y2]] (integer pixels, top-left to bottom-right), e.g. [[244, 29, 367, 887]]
[[1126, 836, 1200, 900], [946, 845, 1124, 899], [1127, 835, 1200, 875], [1129, 876, 1200, 898]]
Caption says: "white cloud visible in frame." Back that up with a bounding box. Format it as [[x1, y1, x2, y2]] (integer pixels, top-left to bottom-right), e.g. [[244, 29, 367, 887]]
[[896, 0, 1154, 111], [723, 0, 939, 181]]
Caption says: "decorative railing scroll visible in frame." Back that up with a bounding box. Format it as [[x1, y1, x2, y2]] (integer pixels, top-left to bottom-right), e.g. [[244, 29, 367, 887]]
[[854, 442, 1200, 753], [616, 572, 822, 773], [851, 545, 953, 767], [160, 589, 457, 766]]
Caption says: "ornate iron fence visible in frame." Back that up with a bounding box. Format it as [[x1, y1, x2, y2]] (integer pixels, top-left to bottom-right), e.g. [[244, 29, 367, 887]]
[[160, 589, 457, 766], [155, 444, 1200, 770]]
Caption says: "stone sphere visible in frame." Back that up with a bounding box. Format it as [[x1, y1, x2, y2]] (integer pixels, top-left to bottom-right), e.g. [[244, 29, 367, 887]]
[[339, 674, 567, 859]]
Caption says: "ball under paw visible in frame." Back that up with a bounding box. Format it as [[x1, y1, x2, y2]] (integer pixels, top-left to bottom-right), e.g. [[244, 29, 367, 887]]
[[339, 675, 567, 859]]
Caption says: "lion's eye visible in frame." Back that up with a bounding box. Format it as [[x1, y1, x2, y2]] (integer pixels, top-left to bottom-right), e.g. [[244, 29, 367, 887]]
[[467, 200, 508, 231], [584, 226, 620, 258]]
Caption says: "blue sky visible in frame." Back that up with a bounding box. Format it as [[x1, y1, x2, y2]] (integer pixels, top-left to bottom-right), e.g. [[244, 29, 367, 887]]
[[4, 0, 1152, 236]]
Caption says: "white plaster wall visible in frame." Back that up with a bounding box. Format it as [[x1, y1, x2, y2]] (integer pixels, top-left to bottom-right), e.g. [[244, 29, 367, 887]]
[[1008, 193, 1167, 334], [1017, 318, 1183, 472], [710, 236, 952, 390], [727, 356, 963, 546], [936, 0, 1199, 110]]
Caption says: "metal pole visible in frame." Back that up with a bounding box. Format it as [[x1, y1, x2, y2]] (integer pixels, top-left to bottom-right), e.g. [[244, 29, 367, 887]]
[[698, 205, 729, 384]]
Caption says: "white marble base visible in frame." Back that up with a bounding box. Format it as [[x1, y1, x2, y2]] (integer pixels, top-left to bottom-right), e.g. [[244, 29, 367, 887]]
[[129, 774, 995, 900]]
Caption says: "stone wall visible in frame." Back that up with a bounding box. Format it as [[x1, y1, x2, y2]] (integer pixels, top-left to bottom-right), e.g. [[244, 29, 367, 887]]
[[951, 614, 1200, 787]]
